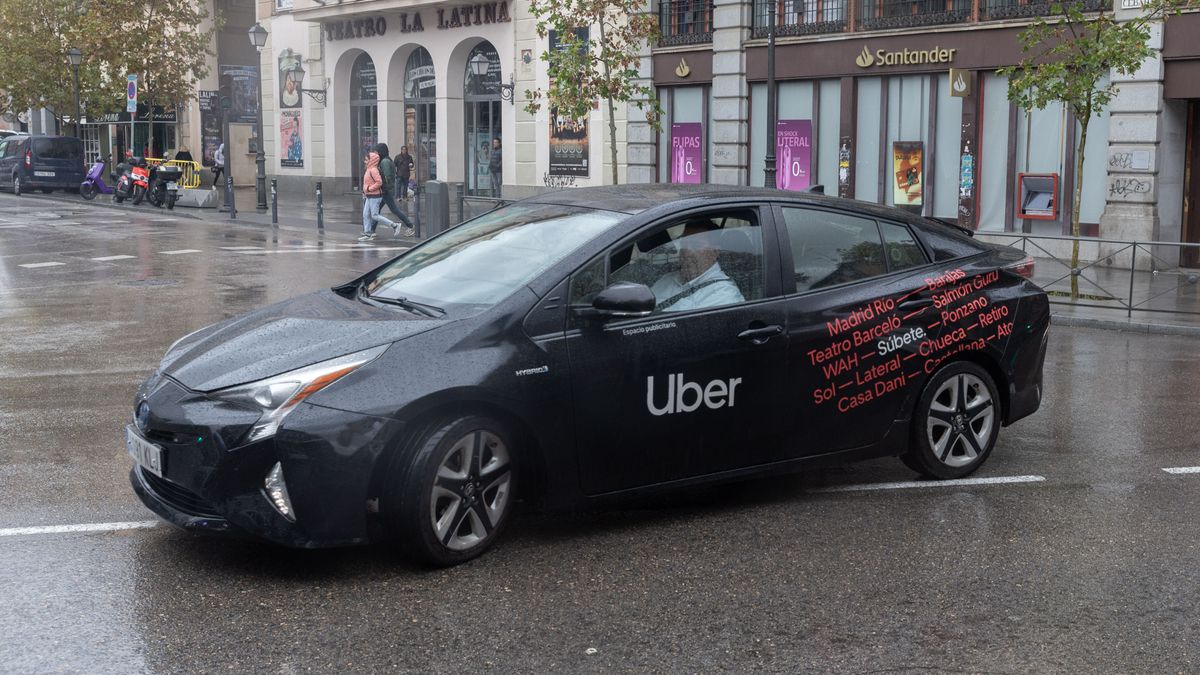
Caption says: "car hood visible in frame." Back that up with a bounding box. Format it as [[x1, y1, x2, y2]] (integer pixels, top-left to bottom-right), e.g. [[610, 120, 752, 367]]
[[162, 289, 447, 392]]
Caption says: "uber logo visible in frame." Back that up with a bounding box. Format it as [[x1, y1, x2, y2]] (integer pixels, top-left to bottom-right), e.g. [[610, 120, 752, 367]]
[[647, 374, 742, 416]]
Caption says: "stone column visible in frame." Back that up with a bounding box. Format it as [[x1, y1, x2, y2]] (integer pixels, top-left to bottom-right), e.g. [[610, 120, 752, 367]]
[[1098, 11, 1186, 269], [709, 0, 751, 185], [626, 1, 658, 185]]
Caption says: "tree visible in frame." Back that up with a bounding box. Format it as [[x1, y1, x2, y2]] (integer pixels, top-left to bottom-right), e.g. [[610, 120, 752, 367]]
[[999, 0, 1187, 298], [525, 0, 662, 185]]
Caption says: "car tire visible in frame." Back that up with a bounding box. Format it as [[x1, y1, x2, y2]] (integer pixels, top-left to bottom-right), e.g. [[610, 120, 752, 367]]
[[80, 183, 97, 200], [132, 185, 145, 205], [114, 192, 125, 204], [901, 361, 1001, 480], [12, 174, 21, 196], [384, 415, 517, 566]]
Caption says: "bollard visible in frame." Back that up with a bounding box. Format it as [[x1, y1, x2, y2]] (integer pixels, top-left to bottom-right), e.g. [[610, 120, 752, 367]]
[[315, 181, 324, 232], [455, 182, 464, 226], [412, 183, 422, 239], [225, 174, 236, 219], [425, 181, 450, 236], [270, 179, 278, 225]]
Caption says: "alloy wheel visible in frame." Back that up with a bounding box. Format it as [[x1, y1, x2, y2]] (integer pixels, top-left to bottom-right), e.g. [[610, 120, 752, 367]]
[[925, 373, 995, 468], [429, 430, 512, 551]]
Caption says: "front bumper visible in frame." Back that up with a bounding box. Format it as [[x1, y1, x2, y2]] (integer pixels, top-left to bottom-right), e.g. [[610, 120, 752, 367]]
[[128, 375, 403, 548]]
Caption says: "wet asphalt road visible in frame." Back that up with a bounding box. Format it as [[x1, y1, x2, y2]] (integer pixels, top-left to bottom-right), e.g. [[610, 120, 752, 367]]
[[2, 192, 1200, 673]]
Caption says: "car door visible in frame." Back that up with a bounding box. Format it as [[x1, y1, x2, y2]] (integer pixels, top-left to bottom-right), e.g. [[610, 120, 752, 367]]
[[0, 139, 11, 187], [775, 205, 939, 457], [564, 205, 791, 495]]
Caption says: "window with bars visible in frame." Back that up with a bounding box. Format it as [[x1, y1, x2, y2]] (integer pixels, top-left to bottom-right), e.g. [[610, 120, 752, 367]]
[[659, 0, 714, 46], [752, 0, 848, 38], [80, 125, 101, 165], [979, 0, 1106, 20], [857, 0, 971, 30]]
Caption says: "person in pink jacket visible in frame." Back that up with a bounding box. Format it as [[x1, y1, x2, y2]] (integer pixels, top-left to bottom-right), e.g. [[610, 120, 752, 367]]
[[355, 149, 398, 241]]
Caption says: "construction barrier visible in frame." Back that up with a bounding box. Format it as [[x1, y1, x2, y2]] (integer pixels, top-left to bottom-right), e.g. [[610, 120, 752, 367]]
[[145, 157, 204, 189]]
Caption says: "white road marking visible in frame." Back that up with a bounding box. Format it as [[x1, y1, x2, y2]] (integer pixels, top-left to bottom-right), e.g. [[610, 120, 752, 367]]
[[160, 249, 202, 255], [18, 262, 65, 268], [0, 521, 160, 537], [1162, 466, 1200, 474], [219, 246, 263, 250], [0, 224, 28, 229], [237, 246, 409, 255], [147, 218, 178, 222], [811, 475, 1046, 493], [91, 254, 136, 261]]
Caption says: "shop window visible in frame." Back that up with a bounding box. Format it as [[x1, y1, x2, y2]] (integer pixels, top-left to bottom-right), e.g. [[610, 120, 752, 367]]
[[658, 86, 710, 183]]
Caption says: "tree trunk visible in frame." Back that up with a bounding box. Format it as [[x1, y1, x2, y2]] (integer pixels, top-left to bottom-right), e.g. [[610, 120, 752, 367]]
[[1070, 117, 1087, 299], [598, 18, 619, 185]]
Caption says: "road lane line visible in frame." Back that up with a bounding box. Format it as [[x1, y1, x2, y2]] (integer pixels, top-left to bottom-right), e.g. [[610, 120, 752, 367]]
[[91, 254, 136, 261], [1162, 466, 1200, 474], [0, 521, 160, 537], [237, 246, 410, 255], [160, 249, 202, 255], [18, 262, 65, 268], [219, 246, 263, 250], [0, 224, 28, 228], [811, 475, 1046, 493]]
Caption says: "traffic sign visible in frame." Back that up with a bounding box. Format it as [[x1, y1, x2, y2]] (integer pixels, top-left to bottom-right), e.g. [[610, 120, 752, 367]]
[[126, 74, 138, 113]]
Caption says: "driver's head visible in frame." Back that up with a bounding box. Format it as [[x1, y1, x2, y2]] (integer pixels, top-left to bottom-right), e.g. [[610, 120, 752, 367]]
[[677, 220, 721, 283]]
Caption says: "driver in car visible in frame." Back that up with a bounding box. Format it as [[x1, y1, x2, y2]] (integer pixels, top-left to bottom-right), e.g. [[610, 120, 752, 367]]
[[651, 220, 744, 312]]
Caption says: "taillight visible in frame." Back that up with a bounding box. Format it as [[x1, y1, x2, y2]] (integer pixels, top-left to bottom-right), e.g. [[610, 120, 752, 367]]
[[24, 149, 30, 168], [1008, 256, 1035, 279]]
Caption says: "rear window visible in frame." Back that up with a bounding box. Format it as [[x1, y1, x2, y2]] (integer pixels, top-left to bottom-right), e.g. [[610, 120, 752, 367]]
[[915, 222, 984, 261], [32, 138, 82, 160]]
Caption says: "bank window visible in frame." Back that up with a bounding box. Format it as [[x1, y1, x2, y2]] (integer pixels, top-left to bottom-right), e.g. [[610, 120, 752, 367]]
[[575, 210, 764, 314], [880, 222, 927, 271], [783, 207, 885, 291]]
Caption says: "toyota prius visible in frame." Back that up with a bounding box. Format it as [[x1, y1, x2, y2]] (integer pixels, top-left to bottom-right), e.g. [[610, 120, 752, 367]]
[[127, 185, 1049, 565]]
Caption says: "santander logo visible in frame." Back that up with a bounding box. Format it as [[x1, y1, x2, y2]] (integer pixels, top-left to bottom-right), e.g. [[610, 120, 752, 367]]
[[646, 374, 743, 416]]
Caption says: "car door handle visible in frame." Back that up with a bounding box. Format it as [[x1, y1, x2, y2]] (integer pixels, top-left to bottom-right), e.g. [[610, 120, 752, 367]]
[[898, 298, 933, 310], [737, 324, 783, 344]]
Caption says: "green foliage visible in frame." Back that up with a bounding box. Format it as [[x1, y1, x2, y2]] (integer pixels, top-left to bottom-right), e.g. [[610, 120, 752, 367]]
[[525, 0, 663, 184], [0, 0, 218, 124]]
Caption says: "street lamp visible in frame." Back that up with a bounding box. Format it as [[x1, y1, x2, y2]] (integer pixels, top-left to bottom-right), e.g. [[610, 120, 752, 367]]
[[762, 0, 777, 189], [468, 52, 514, 104], [67, 48, 82, 138], [248, 22, 268, 212]]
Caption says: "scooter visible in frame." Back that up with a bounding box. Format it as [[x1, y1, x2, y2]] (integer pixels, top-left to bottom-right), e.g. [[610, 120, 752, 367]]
[[129, 157, 152, 205], [146, 163, 183, 209], [112, 161, 134, 203], [79, 159, 114, 201]]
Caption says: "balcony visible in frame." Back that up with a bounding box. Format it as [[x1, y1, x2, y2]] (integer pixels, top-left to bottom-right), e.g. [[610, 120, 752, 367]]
[[752, 0, 848, 38], [750, 0, 1113, 34], [980, 0, 1109, 21], [858, 0, 970, 30], [659, 0, 715, 46]]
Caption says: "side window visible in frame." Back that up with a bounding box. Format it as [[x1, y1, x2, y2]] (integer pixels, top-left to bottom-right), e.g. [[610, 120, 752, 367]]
[[571, 210, 765, 315], [0, 141, 7, 157], [880, 222, 928, 272], [782, 207, 885, 291]]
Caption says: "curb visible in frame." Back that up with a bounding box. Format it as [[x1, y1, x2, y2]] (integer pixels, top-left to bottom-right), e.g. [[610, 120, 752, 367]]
[[1051, 313, 1200, 337]]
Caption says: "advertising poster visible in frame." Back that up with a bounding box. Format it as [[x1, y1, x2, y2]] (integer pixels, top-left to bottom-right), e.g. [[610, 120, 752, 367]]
[[547, 28, 590, 177], [279, 50, 302, 109], [775, 119, 812, 191], [198, 90, 221, 168], [671, 122, 703, 184], [280, 110, 303, 168], [892, 141, 924, 207], [220, 65, 260, 124]]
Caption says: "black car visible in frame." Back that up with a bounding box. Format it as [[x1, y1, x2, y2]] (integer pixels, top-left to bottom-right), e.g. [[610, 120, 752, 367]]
[[128, 185, 1049, 565], [0, 134, 85, 195]]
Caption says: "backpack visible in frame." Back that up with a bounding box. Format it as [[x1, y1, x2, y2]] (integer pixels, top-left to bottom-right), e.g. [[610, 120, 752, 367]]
[[379, 156, 396, 191]]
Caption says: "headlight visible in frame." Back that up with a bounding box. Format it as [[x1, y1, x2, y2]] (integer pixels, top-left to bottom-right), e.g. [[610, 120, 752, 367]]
[[210, 344, 388, 443]]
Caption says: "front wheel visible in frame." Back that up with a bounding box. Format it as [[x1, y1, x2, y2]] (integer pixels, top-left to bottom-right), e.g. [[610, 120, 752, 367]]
[[80, 183, 97, 200], [131, 184, 146, 205], [384, 416, 517, 566], [900, 361, 1001, 479], [166, 192, 177, 210]]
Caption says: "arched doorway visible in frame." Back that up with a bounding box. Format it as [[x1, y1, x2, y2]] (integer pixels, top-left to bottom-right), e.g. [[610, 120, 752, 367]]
[[405, 48, 437, 187], [349, 53, 378, 188], [463, 42, 502, 196]]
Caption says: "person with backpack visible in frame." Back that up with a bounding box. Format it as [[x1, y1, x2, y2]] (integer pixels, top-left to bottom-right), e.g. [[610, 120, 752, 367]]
[[374, 142, 414, 236]]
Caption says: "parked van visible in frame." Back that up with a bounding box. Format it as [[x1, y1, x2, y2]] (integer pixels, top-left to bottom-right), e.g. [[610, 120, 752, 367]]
[[0, 134, 85, 195]]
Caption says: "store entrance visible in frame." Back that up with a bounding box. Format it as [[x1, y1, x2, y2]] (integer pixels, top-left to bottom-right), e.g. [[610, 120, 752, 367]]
[[349, 53, 378, 189], [404, 48, 437, 187], [463, 42, 503, 196], [1184, 102, 1200, 268]]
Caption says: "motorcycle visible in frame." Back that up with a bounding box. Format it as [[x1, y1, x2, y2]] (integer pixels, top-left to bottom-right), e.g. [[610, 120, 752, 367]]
[[146, 163, 183, 209], [129, 157, 152, 205], [112, 160, 134, 203], [79, 159, 114, 201]]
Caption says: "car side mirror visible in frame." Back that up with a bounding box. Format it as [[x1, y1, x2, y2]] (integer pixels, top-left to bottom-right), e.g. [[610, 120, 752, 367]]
[[586, 282, 656, 318]]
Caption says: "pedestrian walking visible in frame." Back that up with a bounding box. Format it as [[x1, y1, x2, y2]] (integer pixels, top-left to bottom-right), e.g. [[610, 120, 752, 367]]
[[375, 142, 414, 236], [212, 143, 225, 188], [359, 150, 386, 242], [489, 137, 502, 198], [395, 146, 414, 201]]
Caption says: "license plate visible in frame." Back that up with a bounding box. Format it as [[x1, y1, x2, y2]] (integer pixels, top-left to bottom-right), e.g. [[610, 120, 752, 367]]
[[167, 182, 178, 191], [33, 171, 54, 177], [126, 425, 165, 477]]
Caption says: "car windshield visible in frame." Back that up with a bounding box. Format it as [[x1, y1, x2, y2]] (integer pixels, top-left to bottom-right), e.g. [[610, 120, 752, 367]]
[[32, 138, 81, 160], [366, 203, 623, 314]]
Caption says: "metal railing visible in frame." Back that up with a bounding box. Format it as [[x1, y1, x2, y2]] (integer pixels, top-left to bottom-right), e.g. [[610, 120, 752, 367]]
[[145, 158, 204, 189], [858, 0, 970, 30], [979, 232, 1200, 319], [752, 0, 848, 37], [980, 0, 1107, 20], [457, 194, 511, 225], [660, 0, 715, 45]]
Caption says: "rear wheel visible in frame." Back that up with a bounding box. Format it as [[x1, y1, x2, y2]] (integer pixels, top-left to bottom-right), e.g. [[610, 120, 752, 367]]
[[900, 361, 1000, 479], [80, 183, 97, 200], [166, 192, 177, 210], [384, 415, 517, 566], [131, 184, 146, 205], [12, 174, 21, 196]]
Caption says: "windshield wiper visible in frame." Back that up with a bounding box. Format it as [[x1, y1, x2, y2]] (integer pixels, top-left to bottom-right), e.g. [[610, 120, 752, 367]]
[[360, 287, 445, 318]]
